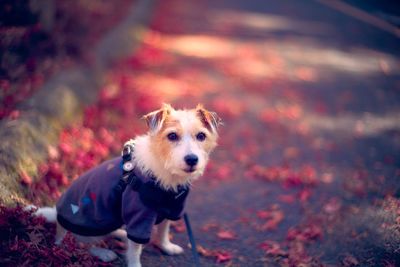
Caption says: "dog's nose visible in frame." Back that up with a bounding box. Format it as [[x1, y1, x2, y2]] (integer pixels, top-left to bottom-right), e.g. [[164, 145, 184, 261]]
[[184, 154, 198, 167]]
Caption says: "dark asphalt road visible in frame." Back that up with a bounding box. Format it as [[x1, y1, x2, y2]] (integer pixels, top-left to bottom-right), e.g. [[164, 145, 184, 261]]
[[134, 0, 400, 266]]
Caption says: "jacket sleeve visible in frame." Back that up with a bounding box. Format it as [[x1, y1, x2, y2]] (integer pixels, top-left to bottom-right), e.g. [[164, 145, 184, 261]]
[[122, 190, 158, 244]]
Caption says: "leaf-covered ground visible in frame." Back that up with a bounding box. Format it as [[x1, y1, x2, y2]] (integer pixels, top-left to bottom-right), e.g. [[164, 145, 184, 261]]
[[1, 0, 400, 266], [0, 0, 132, 120]]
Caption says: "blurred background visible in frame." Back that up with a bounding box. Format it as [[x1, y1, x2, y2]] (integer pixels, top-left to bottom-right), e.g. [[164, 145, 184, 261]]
[[1, 0, 400, 266]]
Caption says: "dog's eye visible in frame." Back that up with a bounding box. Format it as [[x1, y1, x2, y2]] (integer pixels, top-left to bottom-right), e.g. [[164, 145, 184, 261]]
[[167, 132, 179, 141], [196, 132, 206, 141]]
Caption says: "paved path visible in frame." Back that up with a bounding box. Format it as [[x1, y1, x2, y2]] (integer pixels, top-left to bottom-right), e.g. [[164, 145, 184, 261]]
[[110, 0, 399, 266], [9, 0, 399, 266]]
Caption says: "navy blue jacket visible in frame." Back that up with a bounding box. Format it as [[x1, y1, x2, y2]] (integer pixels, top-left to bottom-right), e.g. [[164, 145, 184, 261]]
[[56, 157, 189, 244]]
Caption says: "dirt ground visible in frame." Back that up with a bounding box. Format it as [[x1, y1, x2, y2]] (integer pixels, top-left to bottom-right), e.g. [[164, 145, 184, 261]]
[[1, 0, 400, 266]]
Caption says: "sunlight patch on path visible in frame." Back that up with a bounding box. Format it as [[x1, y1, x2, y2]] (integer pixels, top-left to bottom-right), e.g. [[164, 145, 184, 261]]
[[207, 10, 329, 34], [303, 110, 400, 137], [142, 30, 399, 85]]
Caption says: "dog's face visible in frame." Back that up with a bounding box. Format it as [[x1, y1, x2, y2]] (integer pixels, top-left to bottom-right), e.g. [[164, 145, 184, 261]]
[[143, 104, 221, 188]]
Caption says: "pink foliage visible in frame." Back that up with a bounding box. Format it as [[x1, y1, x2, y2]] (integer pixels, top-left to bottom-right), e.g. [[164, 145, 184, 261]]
[[0, 206, 112, 266]]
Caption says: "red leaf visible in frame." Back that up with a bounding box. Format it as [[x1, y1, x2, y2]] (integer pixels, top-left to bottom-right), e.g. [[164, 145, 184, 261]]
[[286, 222, 322, 242], [323, 198, 341, 214], [215, 251, 232, 263], [171, 220, 186, 233], [257, 210, 271, 219], [196, 245, 214, 257], [260, 240, 287, 257], [201, 222, 219, 232], [298, 189, 312, 202], [27, 231, 42, 246], [59, 142, 73, 156], [278, 194, 296, 204], [215, 165, 231, 180], [9, 110, 20, 120], [257, 208, 285, 231], [195, 245, 233, 263], [216, 230, 236, 240], [20, 170, 32, 185], [342, 255, 359, 267]]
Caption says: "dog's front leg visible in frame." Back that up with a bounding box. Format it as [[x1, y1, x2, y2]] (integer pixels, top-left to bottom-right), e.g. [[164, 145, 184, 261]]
[[153, 220, 184, 255], [126, 240, 143, 267]]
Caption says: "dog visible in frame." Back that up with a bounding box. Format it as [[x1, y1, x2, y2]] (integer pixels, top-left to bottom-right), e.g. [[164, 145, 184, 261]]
[[33, 104, 221, 267]]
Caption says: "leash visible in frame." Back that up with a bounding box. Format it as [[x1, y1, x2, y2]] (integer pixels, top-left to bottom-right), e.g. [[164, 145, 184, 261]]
[[122, 142, 201, 267], [184, 213, 201, 267]]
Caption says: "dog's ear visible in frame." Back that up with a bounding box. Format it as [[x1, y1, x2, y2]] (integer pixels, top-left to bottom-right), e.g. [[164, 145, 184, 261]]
[[143, 104, 173, 132], [196, 104, 222, 133]]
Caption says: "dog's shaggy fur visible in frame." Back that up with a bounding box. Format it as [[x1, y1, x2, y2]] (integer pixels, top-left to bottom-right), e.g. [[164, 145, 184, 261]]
[[34, 104, 221, 267]]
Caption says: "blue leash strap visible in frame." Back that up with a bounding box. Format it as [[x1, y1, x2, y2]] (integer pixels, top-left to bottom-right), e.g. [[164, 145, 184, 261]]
[[183, 213, 201, 267]]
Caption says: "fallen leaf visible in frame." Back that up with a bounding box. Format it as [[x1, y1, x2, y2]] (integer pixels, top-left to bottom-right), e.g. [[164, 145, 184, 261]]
[[196, 245, 214, 257], [171, 220, 186, 233], [278, 194, 296, 204], [259, 209, 285, 231], [20, 170, 33, 185], [323, 198, 341, 214], [194, 245, 233, 263], [342, 255, 359, 267], [215, 251, 232, 263], [298, 189, 312, 202], [201, 222, 219, 232], [217, 230, 236, 240], [260, 240, 287, 257], [27, 231, 42, 248]]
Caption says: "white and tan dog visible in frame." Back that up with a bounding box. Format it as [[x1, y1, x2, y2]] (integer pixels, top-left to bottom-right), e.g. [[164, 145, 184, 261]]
[[34, 104, 221, 267]]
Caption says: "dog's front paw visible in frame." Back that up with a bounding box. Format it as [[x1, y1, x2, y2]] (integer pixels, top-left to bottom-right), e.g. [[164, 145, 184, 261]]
[[158, 242, 184, 255]]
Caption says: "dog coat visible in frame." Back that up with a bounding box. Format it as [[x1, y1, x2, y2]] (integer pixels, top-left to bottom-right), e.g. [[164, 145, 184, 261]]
[[56, 157, 190, 244]]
